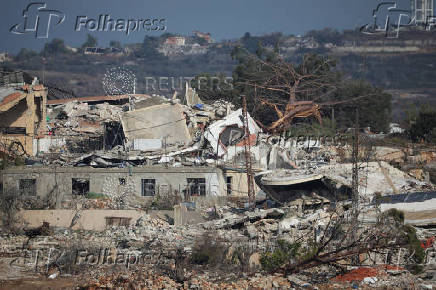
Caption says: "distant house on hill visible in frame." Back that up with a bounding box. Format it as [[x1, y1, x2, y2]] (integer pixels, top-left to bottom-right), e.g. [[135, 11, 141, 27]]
[[83, 47, 124, 56], [164, 37, 186, 46]]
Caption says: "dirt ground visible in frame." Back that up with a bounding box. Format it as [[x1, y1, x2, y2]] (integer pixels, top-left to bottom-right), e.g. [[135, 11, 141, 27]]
[[0, 278, 79, 290]]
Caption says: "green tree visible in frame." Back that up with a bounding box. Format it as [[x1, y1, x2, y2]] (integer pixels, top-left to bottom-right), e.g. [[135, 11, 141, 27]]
[[331, 80, 392, 133], [15, 48, 38, 61], [194, 46, 391, 133], [409, 105, 436, 142], [137, 36, 165, 59], [306, 28, 343, 45], [109, 40, 122, 49], [81, 34, 98, 49], [41, 38, 70, 56]]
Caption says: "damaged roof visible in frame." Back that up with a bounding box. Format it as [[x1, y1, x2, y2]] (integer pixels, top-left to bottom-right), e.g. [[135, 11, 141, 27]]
[[47, 94, 150, 105], [0, 88, 25, 111], [0, 87, 22, 104]]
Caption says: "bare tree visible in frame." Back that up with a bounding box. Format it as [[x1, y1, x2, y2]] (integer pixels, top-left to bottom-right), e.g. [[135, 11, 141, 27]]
[[262, 206, 421, 275], [0, 187, 22, 232]]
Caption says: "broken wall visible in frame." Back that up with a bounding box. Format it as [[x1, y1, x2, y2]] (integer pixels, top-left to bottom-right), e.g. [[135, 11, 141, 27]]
[[0, 87, 47, 156], [225, 171, 262, 197], [121, 103, 191, 147], [204, 108, 260, 158], [17, 209, 143, 231]]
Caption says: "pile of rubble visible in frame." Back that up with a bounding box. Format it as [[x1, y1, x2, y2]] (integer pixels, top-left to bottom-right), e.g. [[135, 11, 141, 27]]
[[40, 90, 247, 168], [2, 202, 436, 288]]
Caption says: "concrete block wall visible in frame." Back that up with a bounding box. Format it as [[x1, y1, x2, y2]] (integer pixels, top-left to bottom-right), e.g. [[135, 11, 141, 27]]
[[1, 166, 227, 207]]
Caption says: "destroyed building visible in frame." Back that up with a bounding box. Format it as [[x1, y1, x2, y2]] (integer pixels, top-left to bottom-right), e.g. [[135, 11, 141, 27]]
[[0, 71, 47, 157], [0, 73, 434, 216], [1, 70, 436, 290], [0, 81, 265, 205]]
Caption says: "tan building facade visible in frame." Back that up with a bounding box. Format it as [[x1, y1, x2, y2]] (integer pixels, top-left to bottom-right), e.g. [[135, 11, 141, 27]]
[[0, 84, 47, 156]]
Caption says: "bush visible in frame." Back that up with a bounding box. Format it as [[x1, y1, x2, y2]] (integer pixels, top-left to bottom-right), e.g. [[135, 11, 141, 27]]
[[150, 195, 181, 210], [85, 192, 108, 199], [404, 225, 425, 265], [260, 239, 301, 272], [410, 110, 436, 143], [384, 208, 405, 224], [190, 231, 227, 266], [380, 209, 425, 273]]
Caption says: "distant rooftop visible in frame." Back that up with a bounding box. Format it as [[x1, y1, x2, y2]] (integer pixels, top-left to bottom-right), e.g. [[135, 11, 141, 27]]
[[0, 71, 25, 87], [0, 87, 21, 104]]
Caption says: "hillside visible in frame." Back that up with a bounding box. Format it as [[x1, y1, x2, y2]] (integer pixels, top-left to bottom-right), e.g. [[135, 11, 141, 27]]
[[1, 28, 436, 122]]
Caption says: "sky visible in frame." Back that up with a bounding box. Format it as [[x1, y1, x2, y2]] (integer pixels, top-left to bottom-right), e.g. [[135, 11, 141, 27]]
[[0, 0, 412, 53]]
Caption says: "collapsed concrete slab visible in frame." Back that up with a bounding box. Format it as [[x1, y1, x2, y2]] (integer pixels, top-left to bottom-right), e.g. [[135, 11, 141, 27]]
[[121, 103, 191, 148], [255, 169, 349, 203], [204, 108, 260, 158], [201, 208, 284, 230], [318, 161, 433, 197]]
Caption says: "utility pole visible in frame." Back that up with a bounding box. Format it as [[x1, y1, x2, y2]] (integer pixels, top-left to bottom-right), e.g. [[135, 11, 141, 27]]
[[351, 107, 359, 215], [350, 107, 360, 266], [242, 95, 255, 208], [163, 135, 169, 168]]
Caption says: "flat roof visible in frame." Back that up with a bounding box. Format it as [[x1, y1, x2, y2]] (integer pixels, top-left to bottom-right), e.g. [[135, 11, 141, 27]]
[[47, 94, 150, 105], [378, 191, 436, 204], [1, 165, 222, 174]]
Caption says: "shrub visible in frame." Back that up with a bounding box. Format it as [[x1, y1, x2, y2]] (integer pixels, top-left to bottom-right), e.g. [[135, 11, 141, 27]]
[[408, 106, 436, 143], [404, 225, 425, 265], [150, 195, 181, 210], [85, 192, 108, 199], [190, 231, 227, 266], [380, 209, 425, 273], [260, 239, 301, 272], [384, 208, 405, 224]]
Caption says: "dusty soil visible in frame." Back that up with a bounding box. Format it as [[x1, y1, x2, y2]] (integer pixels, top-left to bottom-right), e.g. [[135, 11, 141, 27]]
[[0, 278, 79, 290]]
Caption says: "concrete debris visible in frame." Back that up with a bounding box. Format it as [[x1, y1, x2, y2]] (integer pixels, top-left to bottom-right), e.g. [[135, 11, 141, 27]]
[[204, 108, 260, 157], [287, 275, 312, 288], [201, 208, 284, 229], [121, 103, 192, 148], [318, 161, 432, 197], [0, 200, 436, 288]]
